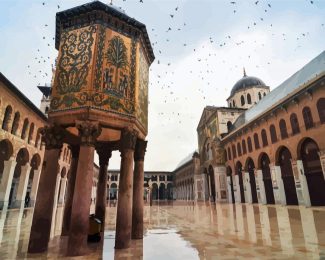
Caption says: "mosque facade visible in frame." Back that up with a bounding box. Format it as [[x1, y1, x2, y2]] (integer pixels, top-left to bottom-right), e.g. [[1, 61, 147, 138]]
[[178, 51, 325, 207]]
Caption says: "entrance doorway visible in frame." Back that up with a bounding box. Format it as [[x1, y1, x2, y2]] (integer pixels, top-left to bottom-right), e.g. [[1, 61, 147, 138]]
[[301, 138, 325, 206], [235, 162, 245, 203], [246, 158, 258, 203], [260, 153, 275, 204], [278, 147, 298, 205]]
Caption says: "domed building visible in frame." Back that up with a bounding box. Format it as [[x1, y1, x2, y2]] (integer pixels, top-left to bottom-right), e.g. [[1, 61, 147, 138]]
[[227, 69, 270, 109]]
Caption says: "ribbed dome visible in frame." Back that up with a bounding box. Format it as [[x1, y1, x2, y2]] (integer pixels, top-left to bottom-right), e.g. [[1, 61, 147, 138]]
[[230, 73, 266, 96]]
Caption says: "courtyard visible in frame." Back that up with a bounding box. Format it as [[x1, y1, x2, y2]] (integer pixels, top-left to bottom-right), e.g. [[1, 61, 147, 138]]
[[0, 202, 324, 259]]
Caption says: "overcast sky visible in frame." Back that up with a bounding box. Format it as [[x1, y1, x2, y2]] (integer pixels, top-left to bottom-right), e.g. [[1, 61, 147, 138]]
[[0, 0, 324, 171]]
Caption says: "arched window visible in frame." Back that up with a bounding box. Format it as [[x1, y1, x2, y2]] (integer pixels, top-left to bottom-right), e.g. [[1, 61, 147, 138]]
[[258, 92, 262, 100], [290, 113, 300, 135], [232, 144, 237, 159], [279, 119, 288, 139], [241, 95, 245, 106], [21, 118, 29, 140], [254, 133, 260, 149], [35, 129, 41, 148], [302, 106, 314, 129], [247, 94, 252, 104], [227, 147, 232, 160], [242, 139, 247, 155], [247, 137, 253, 153], [261, 129, 268, 147], [28, 123, 34, 144], [2, 105, 12, 131], [232, 100, 235, 107], [45, 106, 49, 114], [227, 121, 232, 132], [317, 98, 325, 123], [11, 112, 20, 135], [237, 142, 242, 156], [269, 124, 277, 143]]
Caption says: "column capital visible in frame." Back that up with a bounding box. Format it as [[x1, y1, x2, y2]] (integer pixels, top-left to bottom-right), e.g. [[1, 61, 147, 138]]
[[134, 139, 147, 161], [76, 120, 101, 146], [41, 125, 65, 150], [119, 127, 138, 152], [96, 144, 112, 167]]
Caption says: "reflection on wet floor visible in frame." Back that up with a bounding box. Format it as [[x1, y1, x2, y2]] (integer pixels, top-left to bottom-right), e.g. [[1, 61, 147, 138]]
[[0, 202, 325, 259]]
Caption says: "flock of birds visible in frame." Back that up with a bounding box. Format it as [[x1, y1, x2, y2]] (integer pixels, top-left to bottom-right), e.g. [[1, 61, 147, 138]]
[[24, 0, 324, 133]]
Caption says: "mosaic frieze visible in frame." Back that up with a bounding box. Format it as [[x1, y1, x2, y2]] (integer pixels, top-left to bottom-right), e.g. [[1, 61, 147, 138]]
[[137, 46, 149, 130]]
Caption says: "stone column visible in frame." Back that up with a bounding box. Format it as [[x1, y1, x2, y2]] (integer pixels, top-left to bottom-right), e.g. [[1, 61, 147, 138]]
[[296, 160, 311, 207], [50, 173, 61, 239], [67, 121, 101, 256], [234, 175, 240, 203], [14, 162, 32, 207], [58, 177, 68, 205], [273, 165, 286, 205], [95, 145, 111, 231], [244, 172, 252, 204], [115, 128, 137, 249], [132, 139, 147, 240], [61, 145, 79, 236], [256, 170, 266, 205], [28, 125, 64, 253], [0, 157, 17, 209], [30, 168, 42, 207]]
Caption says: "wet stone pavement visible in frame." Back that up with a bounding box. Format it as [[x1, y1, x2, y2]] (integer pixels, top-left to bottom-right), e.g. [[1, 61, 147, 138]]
[[0, 202, 325, 259]]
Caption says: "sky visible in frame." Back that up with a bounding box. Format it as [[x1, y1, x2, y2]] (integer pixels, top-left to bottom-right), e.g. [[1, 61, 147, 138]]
[[0, 0, 324, 171]]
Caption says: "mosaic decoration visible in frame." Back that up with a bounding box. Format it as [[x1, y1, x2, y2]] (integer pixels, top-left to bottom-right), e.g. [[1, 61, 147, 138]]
[[94, 25, 106, 90], [57, 26, 96, 94], [137, 46, 149, 129], [103, 35, 130, 98]]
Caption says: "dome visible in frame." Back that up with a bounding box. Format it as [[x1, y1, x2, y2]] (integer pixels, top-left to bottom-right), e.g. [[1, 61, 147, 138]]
[[230, 70, 266, 96]]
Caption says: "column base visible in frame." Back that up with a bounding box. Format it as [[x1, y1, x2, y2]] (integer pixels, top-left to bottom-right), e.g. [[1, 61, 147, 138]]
[[67, 236, 88, 256], [115, 239, 131, 249]]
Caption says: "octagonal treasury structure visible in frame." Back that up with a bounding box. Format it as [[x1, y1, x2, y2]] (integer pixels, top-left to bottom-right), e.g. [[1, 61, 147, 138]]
[[50, 1, 154, 141]]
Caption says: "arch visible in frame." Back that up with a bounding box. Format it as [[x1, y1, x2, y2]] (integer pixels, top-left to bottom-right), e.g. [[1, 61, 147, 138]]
[[317, 98, 325, 123], [159, 183, 166, 200], [302, 106, 314, 129], [60, 167, 67, 178], [300, 138, 325, 206], [245, 157, 258, 203], [152, 183, 158, 200], [237, 142, 242, 157], [227, 121, 232, 132], [109, 182, 118, 200], [30, 153, 41, 170], [208, 165, 216, 202], [240, 95, 245, 106], [258, 92, 262, 100], [11, 112, 20, 135], [247, 93, 252, 104], [247, 137, 253, 153], [227, 147, 232, 160], [21, 118, 29, 140], [242, 139, 247, 155], [290, 113, 300, 135], [0, 139, 14, 180], [232, 100, 235, 107], [235, 161, 245, 203], [279, 119, 288, 139], [28, 123, 35, 144], [261, 129, 268, 147], [2, 105, 13, 131], [166, 183, 173, 200], [260, 153, 275, 204], [277, 146, 298, 205], [269, 124, 277, 144], [253, 133, 260, 149], [226, 166, 235, 203]]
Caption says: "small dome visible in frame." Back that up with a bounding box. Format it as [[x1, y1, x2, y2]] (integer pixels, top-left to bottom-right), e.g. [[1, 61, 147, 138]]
[[230, 69, 266, 96]]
